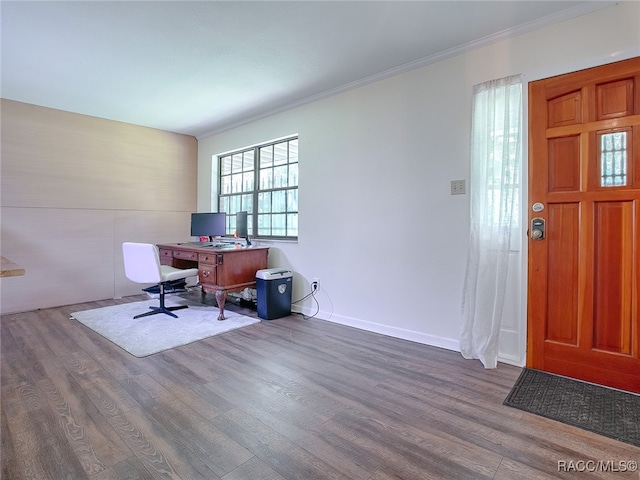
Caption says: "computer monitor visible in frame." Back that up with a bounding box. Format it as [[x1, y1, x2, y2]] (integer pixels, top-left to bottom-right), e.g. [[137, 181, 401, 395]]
[[236, 211, 251, 246], [190, 212, 226, 241]]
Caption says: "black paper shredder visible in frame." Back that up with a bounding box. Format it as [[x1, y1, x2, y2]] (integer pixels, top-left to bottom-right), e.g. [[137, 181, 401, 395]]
[[256, 268, 293, 320]]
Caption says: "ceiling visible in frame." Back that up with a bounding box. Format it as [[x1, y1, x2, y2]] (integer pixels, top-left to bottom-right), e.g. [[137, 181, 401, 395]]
[[1, 1, 613, 138]]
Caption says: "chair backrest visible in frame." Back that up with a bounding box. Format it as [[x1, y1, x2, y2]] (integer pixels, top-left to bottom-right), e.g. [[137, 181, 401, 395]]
[[122, 242, 162, 284]]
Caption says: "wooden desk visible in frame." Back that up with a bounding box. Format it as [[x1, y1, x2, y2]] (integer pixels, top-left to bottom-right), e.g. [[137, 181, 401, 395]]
[[157, 243, 268, 320], [1, 256, 25, 277]]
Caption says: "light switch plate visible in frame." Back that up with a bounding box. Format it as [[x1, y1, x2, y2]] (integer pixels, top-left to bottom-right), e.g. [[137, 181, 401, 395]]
[[451, 179, 466, 195]]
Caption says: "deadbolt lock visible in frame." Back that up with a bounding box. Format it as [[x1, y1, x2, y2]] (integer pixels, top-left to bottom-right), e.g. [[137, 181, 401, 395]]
[[531, 217, 545, 240]]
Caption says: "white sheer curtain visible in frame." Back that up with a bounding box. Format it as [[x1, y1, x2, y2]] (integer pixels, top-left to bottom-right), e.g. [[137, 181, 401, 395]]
[[461, 75, 523, 368]]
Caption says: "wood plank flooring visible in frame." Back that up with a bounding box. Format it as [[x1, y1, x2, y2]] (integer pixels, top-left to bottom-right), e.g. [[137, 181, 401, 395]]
[[2, 294, 639, 479]]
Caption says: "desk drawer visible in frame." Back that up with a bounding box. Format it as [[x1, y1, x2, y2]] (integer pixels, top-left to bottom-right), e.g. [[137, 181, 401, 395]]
[[199, 264, 216, 285], [159, 249, 173, 265], [173, 250, 197, 261], [198, 253, 219, 264]]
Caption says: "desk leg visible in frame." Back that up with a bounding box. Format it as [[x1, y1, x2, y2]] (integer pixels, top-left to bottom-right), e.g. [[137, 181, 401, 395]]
[[214, 290, 227, 321]]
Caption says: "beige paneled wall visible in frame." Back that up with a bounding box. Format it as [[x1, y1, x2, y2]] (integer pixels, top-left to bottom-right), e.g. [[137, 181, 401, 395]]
[[0, 99, 197, 314], [113, 210, 193, 298]]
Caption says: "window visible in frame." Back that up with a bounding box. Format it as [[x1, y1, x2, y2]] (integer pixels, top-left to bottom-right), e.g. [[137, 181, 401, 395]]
[[471, 77, 522, 228], [217, 136, 298, 239], [599, 130, 628, 187], [486, 129, 521, 227]]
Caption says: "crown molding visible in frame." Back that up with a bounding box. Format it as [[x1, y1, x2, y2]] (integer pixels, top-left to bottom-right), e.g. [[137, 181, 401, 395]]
[[197, 1, 617, 139]]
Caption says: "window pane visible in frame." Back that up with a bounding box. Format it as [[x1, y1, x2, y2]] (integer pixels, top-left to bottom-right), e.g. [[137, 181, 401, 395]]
[[272, 190, 286, 213], [274, 165, 288, 188], [221, 156, 232, 175], [231, 173, 242, 193], [219, 196, 229, 213], [243, 150, 254, 171], [260, 145, 273, 168], [241, 193, 253, 213], [258, 213, 271, 235], [272, 214, 286, 236], [242, 171, 254, 192], [287, 189, 298, 211], [230, 194, 241, 214], [232, 153, 243, 173], [600, 131, 627, 187], [274, 143, 288, 166], [288, 163, 298, 187], [289, 139, 298, 163], [221, 175, 231, 194], [258, 192, 271, 213], [260, 167, 273, 190], [287, 213, 298, 236]]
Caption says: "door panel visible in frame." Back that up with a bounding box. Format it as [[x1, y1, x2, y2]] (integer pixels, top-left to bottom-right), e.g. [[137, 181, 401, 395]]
[[528, 57, 640, 393], [546, 203, 580, 345], [548, 136, 581, 192], [548, 91, 582, 127], [596, 79, 635, 120], [593, 201, 634, 355]]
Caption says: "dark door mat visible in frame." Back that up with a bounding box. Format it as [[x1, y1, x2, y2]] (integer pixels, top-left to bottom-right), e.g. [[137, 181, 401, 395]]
[[504, 368, 640, 447]]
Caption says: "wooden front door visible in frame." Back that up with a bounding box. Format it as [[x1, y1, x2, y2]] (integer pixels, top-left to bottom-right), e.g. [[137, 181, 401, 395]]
[[528, 57, 640, 393]]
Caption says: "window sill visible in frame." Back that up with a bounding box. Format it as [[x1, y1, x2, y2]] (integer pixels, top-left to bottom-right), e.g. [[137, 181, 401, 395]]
[[253, 238, 298, 246]]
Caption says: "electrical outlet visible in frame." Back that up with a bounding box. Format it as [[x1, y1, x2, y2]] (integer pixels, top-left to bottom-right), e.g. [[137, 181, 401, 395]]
[[312, 277, 320, 292], [451, 179, 466, 195]]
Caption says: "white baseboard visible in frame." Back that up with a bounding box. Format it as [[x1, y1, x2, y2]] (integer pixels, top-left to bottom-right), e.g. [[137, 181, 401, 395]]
[[497, 354, 526, 368], [292, 305, 460, 353]]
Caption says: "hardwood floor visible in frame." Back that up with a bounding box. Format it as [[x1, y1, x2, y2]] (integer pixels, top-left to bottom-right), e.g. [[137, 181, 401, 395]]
[[2, 294, 638, 479]]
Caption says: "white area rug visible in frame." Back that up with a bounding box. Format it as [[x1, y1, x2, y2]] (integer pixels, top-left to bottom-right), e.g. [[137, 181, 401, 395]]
[[70, 298, 260, 357]]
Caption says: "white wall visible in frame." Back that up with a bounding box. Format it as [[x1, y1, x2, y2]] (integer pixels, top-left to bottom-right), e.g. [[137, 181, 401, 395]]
[[197, 2, 640, 365]]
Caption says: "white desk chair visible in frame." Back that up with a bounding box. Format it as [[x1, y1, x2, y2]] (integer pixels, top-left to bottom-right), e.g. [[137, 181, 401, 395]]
[[122, 242, 199, 319]]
